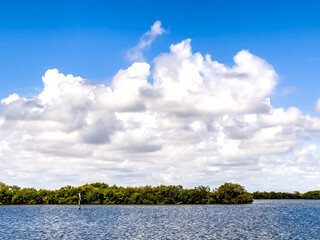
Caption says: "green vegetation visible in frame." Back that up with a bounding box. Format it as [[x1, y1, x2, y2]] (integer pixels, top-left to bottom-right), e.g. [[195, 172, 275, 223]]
[[253, 191, 320, 199], [216, 183, 253, 204], [0, 182, 253, 205], [2, 181, 317, 205]]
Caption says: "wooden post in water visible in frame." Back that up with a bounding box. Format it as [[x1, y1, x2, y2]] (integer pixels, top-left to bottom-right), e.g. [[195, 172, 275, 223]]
[[78, 193, 81, 210]]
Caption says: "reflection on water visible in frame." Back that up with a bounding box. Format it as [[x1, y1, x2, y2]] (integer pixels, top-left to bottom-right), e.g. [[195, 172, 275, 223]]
[[0, 200, 320, 239]]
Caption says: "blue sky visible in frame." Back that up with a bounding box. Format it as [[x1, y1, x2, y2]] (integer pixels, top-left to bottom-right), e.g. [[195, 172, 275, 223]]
[[1, 0, 320, 112], [1, 1, 320, 191]]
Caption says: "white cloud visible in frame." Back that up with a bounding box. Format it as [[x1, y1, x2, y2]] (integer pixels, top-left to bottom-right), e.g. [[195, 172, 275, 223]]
[[127, 20, 166, 61], [152, 39, 277, 116], [316, 98, 320, 112], [1, 93, 20, 105], [259, 107, 302, 126], [1, 39, 320, 192]]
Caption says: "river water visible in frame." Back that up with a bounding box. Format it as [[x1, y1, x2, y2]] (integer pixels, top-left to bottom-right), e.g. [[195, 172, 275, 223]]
[[0, 200, 319, 239]]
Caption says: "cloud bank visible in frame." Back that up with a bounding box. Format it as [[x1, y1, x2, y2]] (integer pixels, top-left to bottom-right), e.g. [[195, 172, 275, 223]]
[[1, 39, 320, 191]]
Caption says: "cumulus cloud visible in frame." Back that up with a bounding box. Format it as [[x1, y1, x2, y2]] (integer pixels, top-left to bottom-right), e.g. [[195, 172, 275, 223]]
[[127, 20, 166, 61], [1, 39, 320, 191], [152, 39, 277, 116]]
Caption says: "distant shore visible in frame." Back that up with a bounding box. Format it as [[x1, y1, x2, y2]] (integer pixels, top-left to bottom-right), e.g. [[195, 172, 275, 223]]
[[252, 190, 320, 199], [1, 182, 253, 205], [1, 181, 319, 205]]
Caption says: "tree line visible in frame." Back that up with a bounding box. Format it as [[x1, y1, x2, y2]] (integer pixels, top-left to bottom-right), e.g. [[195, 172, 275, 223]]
[[252, 191, 320, 199], [0, 182, 253, 205], [1, 181, 319, 205]]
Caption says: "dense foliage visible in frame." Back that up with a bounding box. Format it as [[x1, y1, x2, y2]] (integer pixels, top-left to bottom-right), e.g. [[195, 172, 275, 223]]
[[253, 191, 320, 199], [0, 182, 253, 205], [215, 183, 253, 204]]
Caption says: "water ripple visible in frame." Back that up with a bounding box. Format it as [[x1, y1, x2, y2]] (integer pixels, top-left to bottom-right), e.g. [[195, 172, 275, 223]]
[[0, 200, 320, 239]]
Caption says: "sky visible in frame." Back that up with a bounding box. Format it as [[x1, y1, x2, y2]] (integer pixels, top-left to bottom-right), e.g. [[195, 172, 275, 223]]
[[1, 0, 320, 192]]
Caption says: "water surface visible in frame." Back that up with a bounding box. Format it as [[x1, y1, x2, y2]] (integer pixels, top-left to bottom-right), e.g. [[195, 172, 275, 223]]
[[0, 200, 319, 239]]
